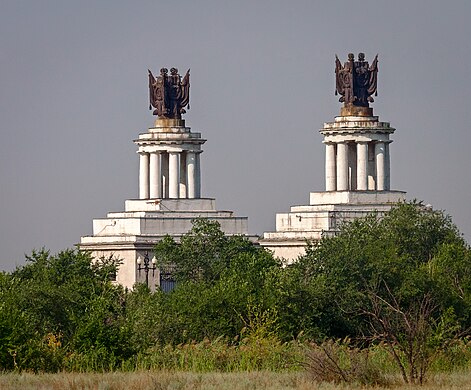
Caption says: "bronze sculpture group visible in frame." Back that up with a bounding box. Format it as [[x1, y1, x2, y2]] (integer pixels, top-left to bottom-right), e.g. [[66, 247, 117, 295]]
[[335, 53, 378, 108], [148, 53, 378, 119], [148, 67, 190, 119]]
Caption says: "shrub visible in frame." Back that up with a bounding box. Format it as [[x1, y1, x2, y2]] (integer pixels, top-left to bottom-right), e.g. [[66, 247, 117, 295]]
[[303, 339, 389, 386]]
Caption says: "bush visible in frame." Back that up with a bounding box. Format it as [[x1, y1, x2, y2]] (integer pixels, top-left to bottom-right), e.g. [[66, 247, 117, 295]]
[[303, 339, 389, 386]]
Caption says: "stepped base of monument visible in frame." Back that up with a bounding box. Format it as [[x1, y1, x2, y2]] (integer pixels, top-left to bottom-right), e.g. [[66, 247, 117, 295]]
[[259, 190, 406, 262], [80, 198, 253, 289]]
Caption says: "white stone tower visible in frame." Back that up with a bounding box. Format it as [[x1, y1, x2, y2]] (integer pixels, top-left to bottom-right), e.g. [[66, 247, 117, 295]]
[[135, 118, 203, 200], [80, 69, 250, 289], [322, 110, 394, 192], [259, 54, 406, 260]]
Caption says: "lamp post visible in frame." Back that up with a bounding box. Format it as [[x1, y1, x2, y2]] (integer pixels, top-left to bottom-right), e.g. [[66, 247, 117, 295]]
[[136, 251, 157, 287]]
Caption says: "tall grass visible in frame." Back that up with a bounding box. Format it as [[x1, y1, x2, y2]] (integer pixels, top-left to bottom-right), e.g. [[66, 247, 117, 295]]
[[130, 336, 300, 372], [64, 335, 302, 373], [4, 336, 471, 387], [302, 339, 471, 386], [2, 371, 471, 390]]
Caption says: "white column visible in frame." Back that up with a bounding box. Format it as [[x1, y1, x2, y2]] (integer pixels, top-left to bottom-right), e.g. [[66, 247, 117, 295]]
[[161, 153, 169, 198], [375, 142, 385, 191], [357, 142, 368, 191], [168, 152, 180, 198], [367, 142, 376, 190], [139, 152, 149, 199], [149, 152, 161, 198], [348, 143, 357, 190], [385, 142, 391, 190], [179, 152, 187, 198], [336, 142, 349, 191], [195, 152, 201, 198], [186, 152, 196, 199], [325, 143, 336, 191]]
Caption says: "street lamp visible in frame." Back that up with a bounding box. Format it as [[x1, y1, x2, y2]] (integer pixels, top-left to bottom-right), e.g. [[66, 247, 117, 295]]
[[136, 251, 157, 287]]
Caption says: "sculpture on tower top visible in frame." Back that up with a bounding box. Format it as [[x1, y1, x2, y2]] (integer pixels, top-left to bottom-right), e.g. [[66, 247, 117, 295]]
[[335, 53, 378, 108], [148, 67, 190, 119]]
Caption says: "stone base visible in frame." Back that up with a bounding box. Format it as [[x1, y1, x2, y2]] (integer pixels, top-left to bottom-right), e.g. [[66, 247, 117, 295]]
[[154, 118, 185, 127], [309, 190, 405, 205], [340, 105, 373, 117], [80, 198, 252, 289], [124, 198, 216, 212], [259, 190, 406, 262]]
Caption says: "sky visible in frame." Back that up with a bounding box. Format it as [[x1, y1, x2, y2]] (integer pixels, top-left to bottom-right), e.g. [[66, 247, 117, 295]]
[[1, 0, 470, 270]]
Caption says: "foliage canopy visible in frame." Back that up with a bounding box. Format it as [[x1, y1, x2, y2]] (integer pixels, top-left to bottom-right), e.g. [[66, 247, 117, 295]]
[[0, 204, 470, 380], [294, 201, 471, 383]]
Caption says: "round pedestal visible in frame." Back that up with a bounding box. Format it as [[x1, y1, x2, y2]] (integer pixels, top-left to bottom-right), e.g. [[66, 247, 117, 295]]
[[154, 118, 185, 127], [340, 105, 373, 117]]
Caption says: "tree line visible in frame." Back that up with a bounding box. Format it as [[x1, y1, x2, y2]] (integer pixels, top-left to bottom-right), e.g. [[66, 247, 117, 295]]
[[0, 201, 470, 383]]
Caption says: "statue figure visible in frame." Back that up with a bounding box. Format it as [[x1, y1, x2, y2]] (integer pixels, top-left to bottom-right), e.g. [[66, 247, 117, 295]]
[[335, 53, 355, 105], [148, 68, 169, 117], [335, 53, 378, 107], [148, 67, 190, 119]]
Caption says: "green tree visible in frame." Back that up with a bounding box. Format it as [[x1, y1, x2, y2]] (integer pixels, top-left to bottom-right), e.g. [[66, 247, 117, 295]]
[[155, 219, 259, 284], [150, 219, 285, 343], [0, 249, 128, 372], [296, 201, 471, 384]]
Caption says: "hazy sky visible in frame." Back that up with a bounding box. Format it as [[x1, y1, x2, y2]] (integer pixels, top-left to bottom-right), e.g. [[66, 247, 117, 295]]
[[1, 1, 470, 270]]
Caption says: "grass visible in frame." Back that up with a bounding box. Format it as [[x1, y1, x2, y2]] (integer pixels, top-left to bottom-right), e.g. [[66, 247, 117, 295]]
[[2, 339, 470, 388], [52, 335, 303, 373], [1, 371, 471, 390]]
